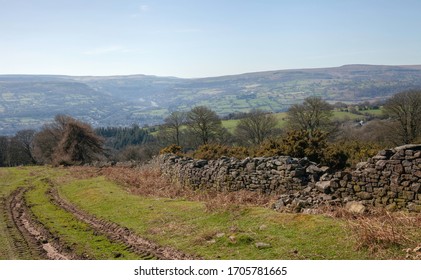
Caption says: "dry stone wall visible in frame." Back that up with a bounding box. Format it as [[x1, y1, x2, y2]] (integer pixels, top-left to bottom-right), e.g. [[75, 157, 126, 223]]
[[324, 144, 421, 212], [158, 144, 421, 212]]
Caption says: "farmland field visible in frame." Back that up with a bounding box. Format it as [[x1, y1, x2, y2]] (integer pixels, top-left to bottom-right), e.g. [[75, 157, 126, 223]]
[[221, 109, 381, 133]]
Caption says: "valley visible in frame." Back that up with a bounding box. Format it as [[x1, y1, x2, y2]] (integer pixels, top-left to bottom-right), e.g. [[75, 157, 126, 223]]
[[1, 64, 421, 135]]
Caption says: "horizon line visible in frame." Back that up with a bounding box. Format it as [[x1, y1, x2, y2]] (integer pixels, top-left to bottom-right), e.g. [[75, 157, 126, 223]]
[[1, 63, 421, 79]]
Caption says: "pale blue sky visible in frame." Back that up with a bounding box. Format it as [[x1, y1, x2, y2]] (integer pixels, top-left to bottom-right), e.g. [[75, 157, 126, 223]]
[[1, 0, 421, 77]]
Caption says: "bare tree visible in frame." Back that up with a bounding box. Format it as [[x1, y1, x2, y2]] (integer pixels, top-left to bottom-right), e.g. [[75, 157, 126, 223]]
[[32, 115, 70, 164], [0, 136, 10, 166], [235, 109, 279, 145], [163, 111, 187, 146], [32, 115, 104, 165], [13, 129, 36, 164], [186, 106, 223, 145], [53, 118, 104, 165], [383, 90, 421, 144], [286, 96, 334, 134]]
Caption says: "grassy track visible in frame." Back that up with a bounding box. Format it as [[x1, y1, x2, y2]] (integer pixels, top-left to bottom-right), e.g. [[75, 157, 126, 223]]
[[57, 174, 369, 259], [0, 167, 143, 259]]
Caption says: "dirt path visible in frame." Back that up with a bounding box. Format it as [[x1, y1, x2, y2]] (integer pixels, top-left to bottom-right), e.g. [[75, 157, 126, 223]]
[[48, 186, 197, 260], [1, 195, 35, 259], [7, 187, 77, 260]]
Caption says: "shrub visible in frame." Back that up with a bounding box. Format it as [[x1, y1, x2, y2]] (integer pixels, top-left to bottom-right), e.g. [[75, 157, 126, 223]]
[[254, 138, 284, 157], [160, 144, 183, 155], [254, 130, 328, 162], [193, 144, 249, 160], [322, 143, 349, 170], [282, 130, 328, 162], [334, 140, 383, 167]]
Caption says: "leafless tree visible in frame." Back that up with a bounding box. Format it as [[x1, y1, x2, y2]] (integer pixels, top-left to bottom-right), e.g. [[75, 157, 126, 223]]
[[186, 106, 223, 145], [32, 115, 104, 165], [235, 109, 279, 145], [53, 118, 104, 165], [286, 96, 334, 135], [163, 111, 187, 146], [13, 129, 36, 164], [383, 89, 421, 144], [32, 115, 69, 164], [0, 136, 10, 166]]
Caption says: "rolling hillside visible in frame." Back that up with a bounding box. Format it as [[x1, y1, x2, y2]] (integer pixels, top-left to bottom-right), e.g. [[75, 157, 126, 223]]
[[1, 64, 421, 135]]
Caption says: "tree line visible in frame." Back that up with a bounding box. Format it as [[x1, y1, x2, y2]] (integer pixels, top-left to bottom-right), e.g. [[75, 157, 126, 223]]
[[1, 89, 420, 168]]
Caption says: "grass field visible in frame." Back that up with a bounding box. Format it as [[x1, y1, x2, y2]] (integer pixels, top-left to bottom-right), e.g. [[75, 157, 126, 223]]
[[220, 109, 381, 133], [1, 165, 418, 260]]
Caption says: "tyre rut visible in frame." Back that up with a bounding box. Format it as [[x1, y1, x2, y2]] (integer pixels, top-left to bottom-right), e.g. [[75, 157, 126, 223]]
[[48, 185, 197, 260], [7, 187, 77, 260], [1, 196, 35, 259]]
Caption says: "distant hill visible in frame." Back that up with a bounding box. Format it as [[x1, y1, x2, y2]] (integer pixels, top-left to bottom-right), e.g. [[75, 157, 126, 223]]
[[1, 64, 421, 135]]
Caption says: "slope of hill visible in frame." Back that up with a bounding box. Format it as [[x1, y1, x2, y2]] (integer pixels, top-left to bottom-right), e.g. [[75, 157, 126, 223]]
[[1, 64, 421, 135]]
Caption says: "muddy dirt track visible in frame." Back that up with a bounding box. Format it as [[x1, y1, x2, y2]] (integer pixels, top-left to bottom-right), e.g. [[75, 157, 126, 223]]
[[6, 187, 76, 260], [5, 182, 195, 260]]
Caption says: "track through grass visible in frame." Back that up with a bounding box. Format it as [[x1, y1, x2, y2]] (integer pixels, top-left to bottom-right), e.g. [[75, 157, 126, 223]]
[[24, 172, 142, 259], [57, 174, 369, 259], [0, 167, 38, 259]]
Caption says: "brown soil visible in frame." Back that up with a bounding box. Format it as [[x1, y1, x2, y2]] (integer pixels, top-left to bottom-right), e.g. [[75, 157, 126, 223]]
[[48, 186, 197, 260], [6, 187, 77, 260]]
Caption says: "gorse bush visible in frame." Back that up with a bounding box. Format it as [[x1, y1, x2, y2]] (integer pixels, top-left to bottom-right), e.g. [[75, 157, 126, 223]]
[[338, 140, 383, 166], [280, 130, 327, 162], [193, 144, 249, 160], [255, 130, 329, 163], [159, 144, 183, 155], [321, 143, 349, 170], [160, 129, 388, 170], [254, 138, 284, 157]]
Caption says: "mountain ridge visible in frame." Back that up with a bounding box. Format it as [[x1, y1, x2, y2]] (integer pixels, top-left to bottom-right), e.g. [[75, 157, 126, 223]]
[[3, 64, 421, 79]]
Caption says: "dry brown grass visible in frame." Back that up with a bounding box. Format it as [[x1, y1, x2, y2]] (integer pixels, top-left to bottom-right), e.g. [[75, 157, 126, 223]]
[[322, 206, 421, 259]]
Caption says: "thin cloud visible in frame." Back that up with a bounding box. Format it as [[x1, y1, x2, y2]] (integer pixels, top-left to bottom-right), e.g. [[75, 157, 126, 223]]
[[130, 3, 150, 18], [139, 4, 149, 12]]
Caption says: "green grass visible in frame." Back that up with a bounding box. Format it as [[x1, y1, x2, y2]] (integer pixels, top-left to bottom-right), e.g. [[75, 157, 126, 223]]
[[58, 175, 369, 260], [332, 111, 364, 120], [221, 119, 240, 132], [364, 108, 383, 116]]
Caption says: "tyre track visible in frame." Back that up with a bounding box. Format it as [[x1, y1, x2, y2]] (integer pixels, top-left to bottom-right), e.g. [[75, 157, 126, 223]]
[[7, 187, 77, 260], [1, 196, 35, 259], [48, 185, 197, 260]]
